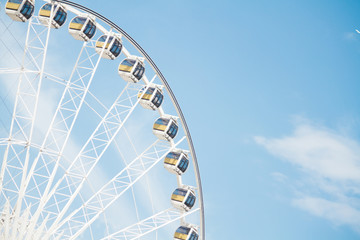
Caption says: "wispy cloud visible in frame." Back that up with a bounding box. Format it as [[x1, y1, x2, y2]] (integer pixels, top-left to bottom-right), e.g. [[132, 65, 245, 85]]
[[255, 122, 360, 231], [255, 124, 360, 181], [293, 197, 360, 229], [270, 172, 288, 183], [344, 32, 359, 41]]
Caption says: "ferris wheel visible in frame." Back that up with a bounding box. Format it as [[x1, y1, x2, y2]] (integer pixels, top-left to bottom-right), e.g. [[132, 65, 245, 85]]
[[0, 0, 204, 239]]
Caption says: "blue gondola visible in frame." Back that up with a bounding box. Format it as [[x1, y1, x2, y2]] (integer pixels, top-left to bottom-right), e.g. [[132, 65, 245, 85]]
[[38, 3, 67, 29], [171, 187, 196, 212], [68, 16, 96, 41], [164, 149, 189, 175], [138, 85, 163, 110], [153, 116, 178, 141], [174, 226, 199, 240], [5, 0, 34, 22], [95, 34, 122, 60], [118, 57, 145, 83]]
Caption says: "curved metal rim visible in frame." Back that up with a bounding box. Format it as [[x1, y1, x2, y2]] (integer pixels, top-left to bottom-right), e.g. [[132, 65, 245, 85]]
[[52, 0, 205, 239]]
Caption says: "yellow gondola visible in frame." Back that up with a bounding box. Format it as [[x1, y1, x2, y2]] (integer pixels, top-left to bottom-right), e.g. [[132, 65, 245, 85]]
[[118, 57, 145, 83], [171, 187, 196, 212], [164, 149, 189, 175], [38, 3, 67, 29], [152, 116, 178, 141], [5, 0, 34, 22], [68, 16, 96, 41], [138, 85, 163, 110], [95, 34, 122, 60], [174, 226, 199, 240]]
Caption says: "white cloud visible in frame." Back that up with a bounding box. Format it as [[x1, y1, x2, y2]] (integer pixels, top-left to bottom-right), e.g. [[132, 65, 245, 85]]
[[270, 172, 288, 183], [293, 197, 360, 229], [344, 32, 358, 41], [255, 122, 360, 231], [255, 125, 360, 181]]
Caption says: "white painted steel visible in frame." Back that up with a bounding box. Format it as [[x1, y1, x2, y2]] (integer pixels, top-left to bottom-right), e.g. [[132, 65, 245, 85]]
[[0, 0, 204, 239]]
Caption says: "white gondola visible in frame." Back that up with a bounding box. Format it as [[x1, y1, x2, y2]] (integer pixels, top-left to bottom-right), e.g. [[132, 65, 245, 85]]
[[95, 34, 122, 60], [164, 149, 189, 175], [171, 187, 196, 212], [174, 226, 199, 240], [5, 0, 34, 22], [138, 85, 163, 110], [152, 116, 178, 141], [38, 3, 67, 29], [118, 56, 145, 83], [68, 16, 96, 41]]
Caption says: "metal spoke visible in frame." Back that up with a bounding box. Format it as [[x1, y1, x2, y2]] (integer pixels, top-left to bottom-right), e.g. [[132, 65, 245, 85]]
[[38, 80, 151, 234], [101, 208, 199, 240], [23, 38, 109, 236], [50, 137, 185, 239], [0, 12, 56, 239]]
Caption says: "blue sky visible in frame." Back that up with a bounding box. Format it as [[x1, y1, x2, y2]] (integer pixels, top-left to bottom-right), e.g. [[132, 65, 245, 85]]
[[1, 0, 360, 239], [76, 0, 360, 239]]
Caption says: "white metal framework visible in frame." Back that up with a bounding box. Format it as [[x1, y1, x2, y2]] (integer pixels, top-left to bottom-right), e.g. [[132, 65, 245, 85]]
[[0, 0, 204, 239]]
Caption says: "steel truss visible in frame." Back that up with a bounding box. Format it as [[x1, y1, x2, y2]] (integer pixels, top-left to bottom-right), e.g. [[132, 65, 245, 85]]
[[49, 136, 185, 238], [0, 13, 54, 239], [19, 37, 113, 237], [101, 207, 200, 240]]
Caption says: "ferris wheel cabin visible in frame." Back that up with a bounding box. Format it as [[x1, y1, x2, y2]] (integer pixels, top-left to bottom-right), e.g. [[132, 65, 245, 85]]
[[138, 85, 164, 110], [5, 0, 34, 22], [68, 16, 96, 41], [174, 226, 199, 240], [164, 149, 189, 175], [153, 116, 178, 141], [38, 3, 67, 29], [118, 57, 145, 83], [171, 187, 196, 212], [95, 34, 122, 60]]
